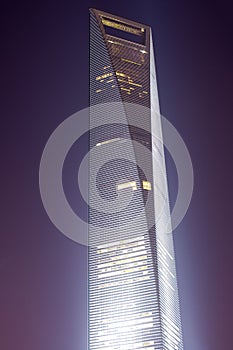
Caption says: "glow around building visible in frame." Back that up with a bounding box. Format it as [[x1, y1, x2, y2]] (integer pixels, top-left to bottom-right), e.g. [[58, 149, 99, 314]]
[[88, 9, 184, 350]]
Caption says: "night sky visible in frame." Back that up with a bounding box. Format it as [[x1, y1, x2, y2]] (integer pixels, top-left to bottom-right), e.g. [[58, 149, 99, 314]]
[[1, 1, 233, 349]]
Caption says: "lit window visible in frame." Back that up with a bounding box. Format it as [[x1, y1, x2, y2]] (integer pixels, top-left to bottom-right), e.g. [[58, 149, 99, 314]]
[[117, 78, 142, 88], [96, 72, 113, 81], [121, 58, 141, 66], [97, 239, 145, 254], [98, 265, 147, 278], [98, 275, 150, 289], [99, 260, 147, 273], [97, 235, 144, 249], [96, 138, 121, 147], [101, 18, 142, 36], [97, 255, 147, 269], [142, 180, 151, 190], [120, 87, 131, 93], [117, 181, 137, 191], [107, 40, 124, 47]]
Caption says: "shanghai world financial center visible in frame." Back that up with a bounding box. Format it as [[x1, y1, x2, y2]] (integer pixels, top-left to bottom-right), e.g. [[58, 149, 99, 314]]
[[88, 9, 183, 350]]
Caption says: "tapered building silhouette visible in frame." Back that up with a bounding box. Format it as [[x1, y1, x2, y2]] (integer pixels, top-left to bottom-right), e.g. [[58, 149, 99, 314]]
[[89, 9, 183, 350]]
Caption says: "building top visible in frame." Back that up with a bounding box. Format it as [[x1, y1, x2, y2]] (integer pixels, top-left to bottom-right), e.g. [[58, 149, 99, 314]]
[[90, 8, 151, 47]]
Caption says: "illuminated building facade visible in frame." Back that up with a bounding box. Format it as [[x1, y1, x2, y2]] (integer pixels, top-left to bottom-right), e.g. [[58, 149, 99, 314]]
[[89, 9, 183, 350]]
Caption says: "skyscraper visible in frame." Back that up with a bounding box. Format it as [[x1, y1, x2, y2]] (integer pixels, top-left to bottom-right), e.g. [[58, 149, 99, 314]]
[[89, 9, 183, 350]]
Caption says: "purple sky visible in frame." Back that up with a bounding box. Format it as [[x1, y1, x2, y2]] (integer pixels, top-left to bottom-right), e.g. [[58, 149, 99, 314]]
[[1, 0, 233, 349]]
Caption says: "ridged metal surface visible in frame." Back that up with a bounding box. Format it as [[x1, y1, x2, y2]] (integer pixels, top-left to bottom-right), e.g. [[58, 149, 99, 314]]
[[89, 9, 183, 350]]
